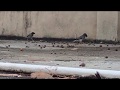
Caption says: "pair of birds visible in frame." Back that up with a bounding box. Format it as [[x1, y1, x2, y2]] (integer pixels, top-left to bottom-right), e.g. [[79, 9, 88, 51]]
[[27, 32, 88, 43]]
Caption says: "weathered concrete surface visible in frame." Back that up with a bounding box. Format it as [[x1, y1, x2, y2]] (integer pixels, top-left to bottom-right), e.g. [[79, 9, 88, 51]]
[[0, 12, 25, 36], [0, 11, 120, 41], [117, 12, 120, 41], [97, 11, 118, 41], [1, 40, 120, 71], [0, 11, 97, 39]]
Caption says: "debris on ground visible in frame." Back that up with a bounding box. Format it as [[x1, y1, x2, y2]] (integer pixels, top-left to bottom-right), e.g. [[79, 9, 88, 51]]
[[1, 39, 120, 79], [99, 45, 102, 47], [0, 70, 119, 79], [60, 45, 64, 48], [115, 49, 118, 51], [43, 45, 46, 48], [95, 71, 102, 79], [107, 48, 110, 50], [105, 56, 108, 58], [20, 48, 24, 51], [79, 63, 85, 67], [31, 72, 54, 79], [26, 46, 29, 48]]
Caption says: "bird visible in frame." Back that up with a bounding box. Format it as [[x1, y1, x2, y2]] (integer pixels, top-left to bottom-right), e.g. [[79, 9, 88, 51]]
[[78, 33, 87, 40], [26, 32, 35, 42], [73, 33, 88, 43]]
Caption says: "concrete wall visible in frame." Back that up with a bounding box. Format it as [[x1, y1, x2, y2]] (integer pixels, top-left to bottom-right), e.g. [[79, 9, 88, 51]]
[[0, 11, 25, 36], [0, 11, 97, 39], [96, 11, 118, 41], [0, 11, 119, 41], [117, 12, 120, 41]]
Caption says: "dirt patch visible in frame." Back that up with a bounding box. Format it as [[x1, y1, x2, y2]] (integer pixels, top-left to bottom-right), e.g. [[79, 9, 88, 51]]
[[31, 72, 54, 79]]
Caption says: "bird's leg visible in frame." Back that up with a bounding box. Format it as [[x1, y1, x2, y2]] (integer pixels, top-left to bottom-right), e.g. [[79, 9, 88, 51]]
[[31, 38, 35, 43], [78, 39, 83, 44], [27, 37, 31, 42], [27, 38, 29, 42]]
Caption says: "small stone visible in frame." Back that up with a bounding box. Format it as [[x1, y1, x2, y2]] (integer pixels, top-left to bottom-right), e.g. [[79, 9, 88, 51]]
[[107, 48, 110, 50], [60, 45, 64, 48], [43, 45, 46, 48], [20, 48, 24, 51], [115, 49, 118, 51], [99, 45, 102, 47], [6, 46, 9, 48], [56, 45, 59, 47], [26, 46, 29, 48], [105, 56, 108, 58], [79, 63, 85, 67]]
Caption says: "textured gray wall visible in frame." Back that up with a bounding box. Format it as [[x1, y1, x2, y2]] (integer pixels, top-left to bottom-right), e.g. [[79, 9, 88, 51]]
[[0, 11, 119, 41], [96, 11, 118, 41], [117, 12, 120, 41], [0, 12, 25, 36], [0, 11, 97, 39]]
